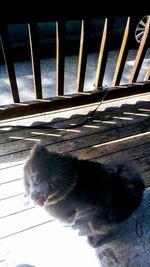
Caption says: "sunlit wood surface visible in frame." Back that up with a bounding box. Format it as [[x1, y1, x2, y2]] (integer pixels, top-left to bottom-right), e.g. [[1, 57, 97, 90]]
[[0, 92, 150, 266]]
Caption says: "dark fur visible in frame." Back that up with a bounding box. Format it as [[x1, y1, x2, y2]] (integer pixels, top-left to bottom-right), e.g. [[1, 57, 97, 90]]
[[23, 143, 145, 241]]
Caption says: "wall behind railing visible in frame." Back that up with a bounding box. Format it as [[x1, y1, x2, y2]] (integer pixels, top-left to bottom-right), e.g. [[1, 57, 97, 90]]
[[0, 12, 150, 120]]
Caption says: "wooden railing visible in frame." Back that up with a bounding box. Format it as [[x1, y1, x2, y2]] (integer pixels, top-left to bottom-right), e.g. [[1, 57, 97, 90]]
[[0, 14, 150, 120]]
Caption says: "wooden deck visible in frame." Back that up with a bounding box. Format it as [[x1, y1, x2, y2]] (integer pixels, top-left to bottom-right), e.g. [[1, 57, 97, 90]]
[[0, 92, 150, 266]]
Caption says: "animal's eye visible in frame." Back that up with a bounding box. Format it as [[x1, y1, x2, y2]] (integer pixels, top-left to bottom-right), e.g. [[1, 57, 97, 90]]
[[26, 181, 30, 188], [32, 175, 40, 184], [48, 182, 54, 189]]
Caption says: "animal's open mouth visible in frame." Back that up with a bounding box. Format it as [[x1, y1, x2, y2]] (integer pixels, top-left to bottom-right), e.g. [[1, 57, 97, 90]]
[[44, 191, 59, 205], [34, 191, 59, 207], [35, 197, 45, 206], [35, 184, 76, 207]]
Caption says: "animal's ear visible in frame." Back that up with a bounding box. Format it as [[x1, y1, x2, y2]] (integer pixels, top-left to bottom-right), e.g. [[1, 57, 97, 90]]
[[30, 143, 48, 156]]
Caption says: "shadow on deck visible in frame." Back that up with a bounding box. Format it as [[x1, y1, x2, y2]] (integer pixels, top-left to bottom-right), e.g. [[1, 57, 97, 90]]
[[0, 92, 150, 266]]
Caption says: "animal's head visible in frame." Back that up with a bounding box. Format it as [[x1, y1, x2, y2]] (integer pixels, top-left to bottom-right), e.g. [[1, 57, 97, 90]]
[[23, 143, 77, 206]]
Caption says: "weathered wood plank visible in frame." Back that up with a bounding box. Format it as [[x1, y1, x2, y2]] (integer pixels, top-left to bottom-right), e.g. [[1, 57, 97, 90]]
[[0, 164, 23, 184], [1, 129, 150, 183], [72, 133, 150, 161], [0, 94, 150, 146], [0, 117, 150, 171], [0, 92, 150, 154], [0, 179, 23, 200], [93, 150, 150, 188], [0, 115, 150, 168], [91, 145, 150, 166], [0, 108, 150, 159], [0, 125, 149, 184], [1, 97, 150, 160], [0, 85, 149, 130], [0, 207, 52, 240], [0, 194, 34, 219], [0, 82, 150, 120]]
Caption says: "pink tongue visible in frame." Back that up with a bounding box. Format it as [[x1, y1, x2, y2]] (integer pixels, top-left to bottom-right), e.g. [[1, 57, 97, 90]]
[[35, 197, 45, 206]]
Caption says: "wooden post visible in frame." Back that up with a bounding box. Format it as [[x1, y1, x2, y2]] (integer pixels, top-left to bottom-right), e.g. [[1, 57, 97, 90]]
[[0, 24, 20, 103], [28, 23, 42, 99]]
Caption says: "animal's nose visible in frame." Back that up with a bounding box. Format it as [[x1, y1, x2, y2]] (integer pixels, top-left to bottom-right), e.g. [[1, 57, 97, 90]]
[[31, 191, 39, 200]]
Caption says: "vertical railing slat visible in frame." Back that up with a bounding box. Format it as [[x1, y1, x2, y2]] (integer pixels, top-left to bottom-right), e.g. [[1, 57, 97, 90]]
[[112, 17, 141, 87], [28, 23, 42, 99], [56, 20, 65, 96], [144, 66, 150, 81], [0, 24, 20, 103], [112, 17, 131, 86], [76, 20, 90, 92], [128, 16, 150, 84], [95, 17, 115, 88]]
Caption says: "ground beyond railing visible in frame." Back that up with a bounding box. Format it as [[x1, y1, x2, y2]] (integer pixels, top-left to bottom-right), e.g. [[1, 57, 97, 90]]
[[0, 14, 150, 120]]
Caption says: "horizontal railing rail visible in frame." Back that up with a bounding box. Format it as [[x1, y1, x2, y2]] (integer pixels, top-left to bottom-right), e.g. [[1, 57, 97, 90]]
[[0, 14, 149, 120]]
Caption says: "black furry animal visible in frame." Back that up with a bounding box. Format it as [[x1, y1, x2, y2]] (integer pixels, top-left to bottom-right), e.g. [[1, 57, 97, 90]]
[[23, 143, 145, 243]]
